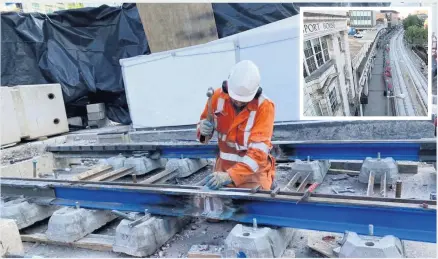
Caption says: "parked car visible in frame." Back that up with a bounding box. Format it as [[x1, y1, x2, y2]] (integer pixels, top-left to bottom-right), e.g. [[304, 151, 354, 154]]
[[354, 34, 363, 38]]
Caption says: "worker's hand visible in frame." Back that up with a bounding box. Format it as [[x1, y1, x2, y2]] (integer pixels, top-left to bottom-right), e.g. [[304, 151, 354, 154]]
[[204, 172, 232, 190], [199, 119, 214, 136]]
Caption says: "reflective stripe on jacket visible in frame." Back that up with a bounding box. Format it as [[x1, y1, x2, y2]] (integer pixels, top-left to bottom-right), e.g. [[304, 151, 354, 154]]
[[196, 88, 276, 190]]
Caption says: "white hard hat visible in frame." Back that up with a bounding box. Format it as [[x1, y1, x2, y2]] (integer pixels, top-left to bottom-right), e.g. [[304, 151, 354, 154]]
[[227, 60, 261, 102]]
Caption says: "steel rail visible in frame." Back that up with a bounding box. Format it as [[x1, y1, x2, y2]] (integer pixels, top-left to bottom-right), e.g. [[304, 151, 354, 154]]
[[1, 178, 436, 243], [46, 139, 437, 162], [397, 31, 428, 113]]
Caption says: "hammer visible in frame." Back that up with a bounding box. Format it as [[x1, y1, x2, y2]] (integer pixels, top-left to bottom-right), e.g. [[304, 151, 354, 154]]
[[200, 88, 214, 142], [206, 87, 214, 123]]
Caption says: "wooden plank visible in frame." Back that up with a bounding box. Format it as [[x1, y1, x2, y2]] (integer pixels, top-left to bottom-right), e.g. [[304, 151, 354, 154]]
[[74, 165, 112, 181], [380, 172, 387, 197], [92, 167, 134, 182], [307, 235, 337, 258], [21, 233, 114, 252], [296, 173, 311, 192], [283, 173, 302, 191], [367, 171, 375, 196], [140, 168, 177, 184]]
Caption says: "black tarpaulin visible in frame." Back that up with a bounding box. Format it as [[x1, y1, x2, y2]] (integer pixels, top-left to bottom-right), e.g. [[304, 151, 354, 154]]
[[1, 3, 149, 124]]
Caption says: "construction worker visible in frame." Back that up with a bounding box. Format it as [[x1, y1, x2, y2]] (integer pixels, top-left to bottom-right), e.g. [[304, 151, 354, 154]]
[[196, 60, 276, 190]]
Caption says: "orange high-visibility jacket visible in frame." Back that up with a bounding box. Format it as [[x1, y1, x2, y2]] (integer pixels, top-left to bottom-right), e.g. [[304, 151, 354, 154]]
[[196, 88, 276, 190]]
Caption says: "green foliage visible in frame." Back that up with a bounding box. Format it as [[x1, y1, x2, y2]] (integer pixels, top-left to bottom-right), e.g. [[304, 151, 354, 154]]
[[402, 14, 423, 30], [404, 25, 428, 46]]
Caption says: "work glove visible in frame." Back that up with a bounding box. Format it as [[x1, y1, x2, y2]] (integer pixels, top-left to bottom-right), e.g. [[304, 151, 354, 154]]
[[199, 119, 214, 136], [204, 172, 232, 190]]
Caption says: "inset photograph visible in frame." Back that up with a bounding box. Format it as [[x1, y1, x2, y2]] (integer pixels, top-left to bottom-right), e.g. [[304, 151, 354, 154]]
[[301, 7, 431, 118]]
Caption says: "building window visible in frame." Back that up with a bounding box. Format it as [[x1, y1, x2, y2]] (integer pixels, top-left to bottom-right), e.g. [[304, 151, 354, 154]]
[[329, 87, 339, 113], [304, 40, 317, 74], [304, 36, 331, 75], [312, 38, 324, 67]]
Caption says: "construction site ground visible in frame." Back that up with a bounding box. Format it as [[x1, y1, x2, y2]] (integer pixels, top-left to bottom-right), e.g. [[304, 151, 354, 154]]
[[1, 123, 436, 258]]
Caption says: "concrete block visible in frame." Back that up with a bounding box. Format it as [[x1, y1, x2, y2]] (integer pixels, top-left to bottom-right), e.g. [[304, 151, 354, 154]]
[[13, 84, 69, 139], [101, 154, 126, 170], [0, 154, 54, 178], [224, 224, 295, 258], [113, 215, 189, 257], [86, 103, 105, 113], [290, 159, 330, 183], [339, 232, 404, 258], [88, 118, 108, 128], [166, 158, 208, 178], [98, 133, 130, 144], [68, 116, 83, 127], [0, 219, 24, 257], [10, 87, 29, 138], [359, 157, 398, 185], [46, 207, 117, 242], [0, 87, 21, 146], [125, 156, 167, 175], [0, 198, 58, 229], [87, 111, 106, 120]]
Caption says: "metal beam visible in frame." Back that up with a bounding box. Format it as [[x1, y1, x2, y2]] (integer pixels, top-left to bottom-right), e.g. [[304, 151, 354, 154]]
[[1, 178, 436, 243], [46, 139, 437, 162]]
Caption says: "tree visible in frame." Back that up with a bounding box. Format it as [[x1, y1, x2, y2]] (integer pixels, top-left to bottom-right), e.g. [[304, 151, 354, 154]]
[[404, 25, 428, 46], [403, 14, 423, 30]]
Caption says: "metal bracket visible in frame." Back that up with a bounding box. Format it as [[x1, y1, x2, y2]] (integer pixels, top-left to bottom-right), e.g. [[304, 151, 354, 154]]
[[128, 210, 152, 228]]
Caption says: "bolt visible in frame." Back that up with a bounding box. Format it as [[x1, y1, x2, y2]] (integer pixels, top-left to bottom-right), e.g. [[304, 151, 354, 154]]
[[369, 224, 374, 236], [75, 201, 80, 209], [307, 156, 310, 162], [32, 159, 37, 178], [395, 180, 402, 198], [252, 218, 257, 231], [377, 152, 381, 160]]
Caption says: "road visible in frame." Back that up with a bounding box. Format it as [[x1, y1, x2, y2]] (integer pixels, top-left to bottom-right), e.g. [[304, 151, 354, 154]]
[[390, 29, 428, 116]]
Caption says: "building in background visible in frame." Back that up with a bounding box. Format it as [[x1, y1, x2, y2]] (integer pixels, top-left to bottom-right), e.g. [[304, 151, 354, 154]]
[[375, 12, 388, 27], [380, 10, 400, 27], [302, 11, 354, 116], [349, 10, 377, 29], [1, 2, 121, 14]]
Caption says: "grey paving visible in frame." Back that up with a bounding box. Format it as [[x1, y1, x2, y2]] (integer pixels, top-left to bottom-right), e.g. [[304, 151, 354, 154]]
[[364, 48, 391, 116]]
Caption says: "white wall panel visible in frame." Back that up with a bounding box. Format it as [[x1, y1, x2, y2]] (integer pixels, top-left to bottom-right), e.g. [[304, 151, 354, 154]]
[[121, 42, 236, 128], [121, 16, 301, 128]]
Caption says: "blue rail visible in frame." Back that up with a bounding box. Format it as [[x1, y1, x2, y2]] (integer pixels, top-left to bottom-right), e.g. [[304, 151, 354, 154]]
[[51, 186, 437, 243], [2, 178, 435, 243], [46, 139, 436, 162]]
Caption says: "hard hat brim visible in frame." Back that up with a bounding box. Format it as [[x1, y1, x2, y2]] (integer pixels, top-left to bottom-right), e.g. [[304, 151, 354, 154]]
[[228, 87, 257, 103]]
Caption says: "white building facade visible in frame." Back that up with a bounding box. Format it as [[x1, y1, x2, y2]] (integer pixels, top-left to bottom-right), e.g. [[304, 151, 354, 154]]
[[349, 10, 377, 28], [303, 12, 354, 116]]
